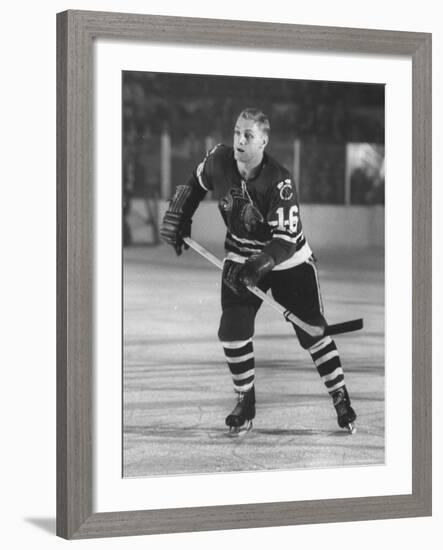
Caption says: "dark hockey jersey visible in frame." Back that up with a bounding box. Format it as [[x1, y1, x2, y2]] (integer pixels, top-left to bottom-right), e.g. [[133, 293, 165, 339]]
[[186, 144, 312, 270]]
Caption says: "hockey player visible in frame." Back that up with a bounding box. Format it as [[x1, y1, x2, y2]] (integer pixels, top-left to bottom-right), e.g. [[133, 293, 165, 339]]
[[160, 108, 356, 435]]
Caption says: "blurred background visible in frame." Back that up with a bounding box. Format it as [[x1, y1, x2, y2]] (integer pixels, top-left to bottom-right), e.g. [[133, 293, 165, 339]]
[[122, 72, 385, 248]]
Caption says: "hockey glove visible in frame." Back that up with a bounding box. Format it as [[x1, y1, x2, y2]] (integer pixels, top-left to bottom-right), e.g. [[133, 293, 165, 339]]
[[222, 259, 248, 296], [160, 212, 191, 255], [240, 253, 275, 288], [160, 185, 193, 255], [222, 253, 275, 296]]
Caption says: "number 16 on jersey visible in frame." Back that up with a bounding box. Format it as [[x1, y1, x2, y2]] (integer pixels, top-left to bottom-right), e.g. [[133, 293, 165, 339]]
[[275, 205, 299, 233]]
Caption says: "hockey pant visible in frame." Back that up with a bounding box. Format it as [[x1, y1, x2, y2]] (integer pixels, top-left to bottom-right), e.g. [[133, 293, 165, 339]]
[[218, 257, 345, 395]]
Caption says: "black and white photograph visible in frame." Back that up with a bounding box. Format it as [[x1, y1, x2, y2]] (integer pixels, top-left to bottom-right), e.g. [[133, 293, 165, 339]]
[[2, 0, 436, 546], [122, 71, 385, 478]]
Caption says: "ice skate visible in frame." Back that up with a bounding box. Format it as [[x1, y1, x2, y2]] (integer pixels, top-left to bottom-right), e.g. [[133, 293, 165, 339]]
[[332, 386, 356, 434], [225, 387, 255, 436]]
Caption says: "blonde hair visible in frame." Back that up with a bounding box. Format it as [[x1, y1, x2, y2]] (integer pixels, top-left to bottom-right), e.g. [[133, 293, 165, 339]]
[[237, 108, 270, 135]]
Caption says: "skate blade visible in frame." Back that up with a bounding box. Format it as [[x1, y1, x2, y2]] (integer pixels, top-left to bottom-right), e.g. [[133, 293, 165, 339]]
[[228, 420, 253, 437], [347, 422, 357, 435]]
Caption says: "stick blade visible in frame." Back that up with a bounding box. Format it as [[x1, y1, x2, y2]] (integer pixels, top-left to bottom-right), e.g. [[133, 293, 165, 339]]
[[325, 318, 363, 336]]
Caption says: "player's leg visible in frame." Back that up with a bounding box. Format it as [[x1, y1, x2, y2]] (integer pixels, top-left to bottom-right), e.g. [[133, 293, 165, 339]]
[[271, 258, 356, 432], [309, 336, 356, 432], [218, 275, 268, 434]]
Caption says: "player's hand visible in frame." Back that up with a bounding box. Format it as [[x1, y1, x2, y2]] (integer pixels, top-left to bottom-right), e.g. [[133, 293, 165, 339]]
[[222, 259, 248, 295], [222, 253, 275, 295], [240, 253, 275, 287], [159, 211, 191, 256]]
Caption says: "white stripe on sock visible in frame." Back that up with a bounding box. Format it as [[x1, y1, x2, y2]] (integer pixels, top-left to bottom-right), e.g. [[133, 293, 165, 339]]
[[309, 336, 332, 354], [328, 380, 345, 393], [222, 338, 252, 349], [232, 369, 255, 381], [225, 352, 254, 364], [234, 380, 254, 392], [314, 350, 339, 366], [322, 367, 344, 383]]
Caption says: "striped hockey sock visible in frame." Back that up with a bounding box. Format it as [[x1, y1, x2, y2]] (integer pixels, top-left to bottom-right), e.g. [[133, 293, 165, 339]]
[[308, 336, 345, 394], [222, 338, 255, 393]]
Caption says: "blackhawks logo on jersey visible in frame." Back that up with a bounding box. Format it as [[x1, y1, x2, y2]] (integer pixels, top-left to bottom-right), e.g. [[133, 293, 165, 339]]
[[277, 179, 294, 201]]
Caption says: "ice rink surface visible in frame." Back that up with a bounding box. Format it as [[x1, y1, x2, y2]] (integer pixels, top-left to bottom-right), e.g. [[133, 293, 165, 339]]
[[123, 243, 384, 478]]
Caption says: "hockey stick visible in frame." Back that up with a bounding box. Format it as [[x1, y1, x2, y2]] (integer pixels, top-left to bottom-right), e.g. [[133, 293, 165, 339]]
[[183, 236, 363, 338]]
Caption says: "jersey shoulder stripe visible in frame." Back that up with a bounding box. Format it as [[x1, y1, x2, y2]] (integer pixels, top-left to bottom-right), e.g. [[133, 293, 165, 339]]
[[272, 231, 304, 244], [227, 231, 268, 247], [195, 143, 232, 191]]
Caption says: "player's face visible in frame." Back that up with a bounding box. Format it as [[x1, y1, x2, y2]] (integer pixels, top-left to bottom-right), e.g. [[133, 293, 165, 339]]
[[233, 118, 268, 166]]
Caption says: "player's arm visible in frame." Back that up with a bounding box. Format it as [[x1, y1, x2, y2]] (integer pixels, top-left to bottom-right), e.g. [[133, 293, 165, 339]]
[[160, 146, 219, 255], [261, 178, 302, 265]]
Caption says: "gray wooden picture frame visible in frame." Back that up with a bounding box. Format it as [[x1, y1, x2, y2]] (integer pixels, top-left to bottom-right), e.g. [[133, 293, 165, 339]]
[[56, 9, 432, 540]]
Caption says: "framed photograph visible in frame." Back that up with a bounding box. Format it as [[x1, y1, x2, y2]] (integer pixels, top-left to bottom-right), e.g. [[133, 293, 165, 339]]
[[57, 10, 431, 539]]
